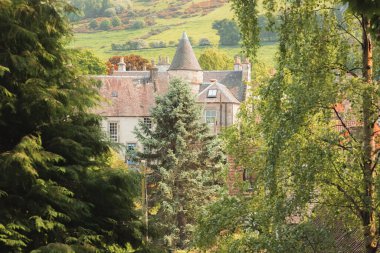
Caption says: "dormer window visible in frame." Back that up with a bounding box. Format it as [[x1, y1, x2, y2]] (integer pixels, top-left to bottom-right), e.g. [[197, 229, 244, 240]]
[[207, 89, 217, 98], [111, 91, 118, 97]]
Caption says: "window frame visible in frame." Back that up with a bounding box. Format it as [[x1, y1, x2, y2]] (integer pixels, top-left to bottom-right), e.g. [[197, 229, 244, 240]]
[[108, 121, 119, 142], [204, 110, 217, 124], [143, 117, 152, 129], [207, 89, 217, 98]]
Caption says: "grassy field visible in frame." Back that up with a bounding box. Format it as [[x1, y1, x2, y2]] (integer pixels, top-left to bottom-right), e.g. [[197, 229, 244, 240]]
[[69, 1, 277, 66]]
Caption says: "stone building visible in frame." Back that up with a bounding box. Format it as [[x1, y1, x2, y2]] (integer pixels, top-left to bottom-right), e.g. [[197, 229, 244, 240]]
[[94, 32, 251, 165]]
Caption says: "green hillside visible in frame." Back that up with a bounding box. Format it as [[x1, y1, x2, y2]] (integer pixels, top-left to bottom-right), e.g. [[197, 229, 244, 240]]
[[69, 0, 277, 65]]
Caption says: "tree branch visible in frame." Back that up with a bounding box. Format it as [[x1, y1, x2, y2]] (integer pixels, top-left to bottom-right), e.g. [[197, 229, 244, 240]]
[[323, 180, 363, 218], [336, 23, 363, 47], [332, 107, 358, 143]]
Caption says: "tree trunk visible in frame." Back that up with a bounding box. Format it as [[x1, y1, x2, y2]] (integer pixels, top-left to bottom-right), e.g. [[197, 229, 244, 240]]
[[361, 15, 378, 253]]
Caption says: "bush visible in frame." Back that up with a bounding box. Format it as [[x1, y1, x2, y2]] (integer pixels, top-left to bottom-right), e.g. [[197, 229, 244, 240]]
[[111, 39, 148, 51], [199, 38, 212, 47], [126, 10, 136, 18], [104, 7, 116, 17], [114, 4, 125, 14], [198, 48, 234, 70], [112, 16, 121, 27], [99, 19, 111, 30], [149, 41, 167, 48], [131, 20, 145, 29], [89, 19, 98, 29]]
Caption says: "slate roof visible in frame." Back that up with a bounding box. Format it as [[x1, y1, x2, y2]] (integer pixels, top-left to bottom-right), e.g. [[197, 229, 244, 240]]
[[168, 32, 202, 71], [202, 70, 246, 101], [93, 74, 169, 117], [197, 82, 240, 104]]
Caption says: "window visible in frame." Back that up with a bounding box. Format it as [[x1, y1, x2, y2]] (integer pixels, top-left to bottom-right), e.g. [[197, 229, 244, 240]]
[[207, 89, 217, 98], [108, 122, 119, 142], [205, 110, 217, 124], [126, 143, 137, 165], [143, 117, 152, 129]]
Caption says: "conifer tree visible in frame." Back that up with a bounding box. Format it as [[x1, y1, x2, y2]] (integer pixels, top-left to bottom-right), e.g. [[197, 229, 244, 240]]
[[134, 78, 225, 250], [0, 0, 143, 252]]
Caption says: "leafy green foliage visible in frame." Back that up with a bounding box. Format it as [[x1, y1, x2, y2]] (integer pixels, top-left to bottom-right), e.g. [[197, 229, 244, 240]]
[[230, 0, 260, 58], [0, 0, 143, 251], [227, 0, 380, 252], [69, 0, 114, 20], [89, 19, 98, 29], [198, 38, 212, 47], [212, 19, 241, 46], [68, 49, 107, 75], [198, 48, 234, 70], [130, 20, 145, 30], [112, 16, 122, 27], [99, 19, 111, 30], [135, 78, 225, 250]]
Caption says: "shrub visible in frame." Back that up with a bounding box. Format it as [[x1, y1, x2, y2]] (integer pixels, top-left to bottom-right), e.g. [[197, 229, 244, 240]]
[[99, 19, 111, 30], [198, 48, 234, 70], [128, 39, 147, 49], [114, 5, 125, 14], [89, 19, 98, 29], [111, 39, 147, 51], [131, 20, 145, 29], [112, 16, 121, 27], [126, 10, 136, 18], [199, 38, 212, 47], [149, 41, 167, 48], [104, 7, 116, 17]]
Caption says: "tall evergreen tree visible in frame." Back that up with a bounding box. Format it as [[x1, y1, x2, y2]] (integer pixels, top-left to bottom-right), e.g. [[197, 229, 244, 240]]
[[0, 0, 143, 252], [134, 78, 225, 250]]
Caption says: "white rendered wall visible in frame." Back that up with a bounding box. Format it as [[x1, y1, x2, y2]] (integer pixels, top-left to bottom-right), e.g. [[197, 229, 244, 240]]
[[101, 116, 142, 149]]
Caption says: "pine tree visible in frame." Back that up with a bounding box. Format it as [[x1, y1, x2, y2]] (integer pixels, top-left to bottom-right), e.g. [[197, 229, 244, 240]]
[[0, 0, 143, 252], [134, 78, 225, 250]]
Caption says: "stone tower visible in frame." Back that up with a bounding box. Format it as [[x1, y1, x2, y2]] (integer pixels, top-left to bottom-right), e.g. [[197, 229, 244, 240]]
[[168, 32, 203, 94]]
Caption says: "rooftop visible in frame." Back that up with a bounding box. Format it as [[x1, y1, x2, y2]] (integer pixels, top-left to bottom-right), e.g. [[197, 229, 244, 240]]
[[168, 32, 202, 71]]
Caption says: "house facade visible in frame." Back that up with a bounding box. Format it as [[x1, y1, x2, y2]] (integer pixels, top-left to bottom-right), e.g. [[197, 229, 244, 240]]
[[94, 32, 250, 164]]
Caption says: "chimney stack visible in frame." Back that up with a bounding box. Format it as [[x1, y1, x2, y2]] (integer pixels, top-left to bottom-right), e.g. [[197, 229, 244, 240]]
[[234, 56, 242, 71], [241, 57, 251, 82], [117, 57, 127, 72]]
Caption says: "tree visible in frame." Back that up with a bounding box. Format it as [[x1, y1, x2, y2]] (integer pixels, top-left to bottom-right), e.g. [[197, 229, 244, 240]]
[[99, 19, 111, 30], [0, 0, 143, 251], [134, 78, 225, 250], [107, 54, 151, 74], [198, 48, 234, 70], [68, 49, 107, 75], [198, 38, 212, 47], [130, 20, 145, 29], [212, 19, 241, 46], [89, 19, 98, 29], [112, 16, 121, 27], [104, 7, 116, 17], [229, 0, 380, 252]]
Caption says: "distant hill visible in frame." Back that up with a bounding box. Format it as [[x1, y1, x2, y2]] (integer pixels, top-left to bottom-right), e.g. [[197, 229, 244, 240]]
[[68, 0, 277, 65]]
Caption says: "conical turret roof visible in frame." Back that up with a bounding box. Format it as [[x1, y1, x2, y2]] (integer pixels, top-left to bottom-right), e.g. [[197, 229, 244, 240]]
[[168, 32, 202, 71]]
